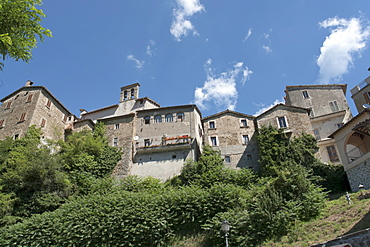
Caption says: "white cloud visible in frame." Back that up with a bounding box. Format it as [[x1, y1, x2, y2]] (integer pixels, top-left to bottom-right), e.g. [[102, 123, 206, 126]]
[[243, 28, 252, 41], [146, 40, 157, 57], [317, 17, 370, 84], [127, 55, 144, 69], [262, 45, 272, 53], [170, 0, 205, 41], [194, 60, 253, 111], [253, 98, 284, 116]]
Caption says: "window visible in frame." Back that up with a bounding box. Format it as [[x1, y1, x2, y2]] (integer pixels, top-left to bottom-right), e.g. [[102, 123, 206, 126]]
[[241, 119, 248, 127], [26, 94, 33, 102], [154, 115, 162, 123], [336, 123, 344, 129], [313, 129, 320, 140], [210, 136, 217, 146], [172, 154, 177, 159], [327, 145, 339, 162], [224, 156, 231, 163], [165, 114, 173, 122], [242, 135, 249, 145], [144, 116, 150, 124], [124, 90, 128, 100], [302, 91, 309, 99], [209, 121, 215, 129], [14, 134, 19, 140], [144, 139, 151, 147], [0, 119, 4, 128], [277, 116, 288, 128], [113, 138, 118, 147], [40, 119, 46, 128], [46, 99, 52, 108], [131, 89, 135, 99], [247, 154, 252, 160], [177, 112, 184, 122], [329, 101, 339, 112], [115, 124, 120, 129], [364, 91, 370, 104], [309, 107, 315, 117], [19, 113, 26, 122], [5, 101, 12, 109]]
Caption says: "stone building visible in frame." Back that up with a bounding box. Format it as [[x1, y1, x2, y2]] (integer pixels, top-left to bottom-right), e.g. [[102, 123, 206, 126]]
[[255, 104, 314, 138], [329, 78, 370, 191], [0, 81, 74, 141], [285, 84, 352, 164], [202, 110, 259, 170]]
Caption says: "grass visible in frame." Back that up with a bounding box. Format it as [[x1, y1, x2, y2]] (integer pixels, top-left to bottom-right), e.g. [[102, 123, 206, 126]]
[[170, 190, 370, 247], [261, 190, 370, 246]]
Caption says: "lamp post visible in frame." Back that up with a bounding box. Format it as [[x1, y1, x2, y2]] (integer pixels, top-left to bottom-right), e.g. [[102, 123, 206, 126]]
[[221, 219, 230, 247]]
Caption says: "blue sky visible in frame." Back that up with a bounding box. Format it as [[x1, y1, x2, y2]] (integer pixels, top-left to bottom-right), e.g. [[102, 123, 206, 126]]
[[1, 1, 370, 117]]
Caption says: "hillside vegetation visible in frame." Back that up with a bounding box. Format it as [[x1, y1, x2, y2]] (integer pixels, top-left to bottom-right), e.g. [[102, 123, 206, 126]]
[[0, 125, 352, 246]]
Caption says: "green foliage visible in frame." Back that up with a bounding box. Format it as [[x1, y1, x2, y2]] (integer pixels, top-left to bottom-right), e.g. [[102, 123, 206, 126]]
[[60, 122, 122, 194], [0, 0, 52, 70], [169, 145, 257, 188], [0, 126, 71, 225], [0, 182, 249, 246]]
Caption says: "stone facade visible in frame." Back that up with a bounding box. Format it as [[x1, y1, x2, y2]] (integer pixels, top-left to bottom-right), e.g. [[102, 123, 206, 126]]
[[0, 81, 73, 141], [203, 110, 259, 170], [285, 84, 353, 164], [255, 104, 314, 137]]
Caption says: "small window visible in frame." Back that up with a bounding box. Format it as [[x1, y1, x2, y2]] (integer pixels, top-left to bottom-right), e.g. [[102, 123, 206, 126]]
[[5, 101, 12, 109], [124, 90, 128, 100], [302, 91, 309, 99], [115, 124, 120, 129], [242, 135, 249, 145], [241, 119, 248, 127], [277, 116, 288, 128], [46, 99, 52, 108], [165, 114, 173, 122], [131, 89, 135, 99], [177, 112, 184, 122], [113, 138, 118, 147], [144, 116, 150, 124], [14, 134, 19, 140], [154, 115, 162, 123], [247, 154, 252, 160], [327, 145, 339, 162], [26, 94, 33, 102], [172, 154, 177, 159], [209, 121, 215, 129], [68, 116, 72, 121], [19, 113, 26, 122], [0, 119, 4, 128], [313, 129, 320, 140], [144, 139, 151, 147], [329, 101, 339, 112], [210, 136, 217, 146], [224, 156, 231, 163], [40, 119, 46, 128]]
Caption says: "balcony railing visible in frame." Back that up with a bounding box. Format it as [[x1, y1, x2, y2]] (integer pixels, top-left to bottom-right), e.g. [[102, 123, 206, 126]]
[[136, 135, 193, 153]]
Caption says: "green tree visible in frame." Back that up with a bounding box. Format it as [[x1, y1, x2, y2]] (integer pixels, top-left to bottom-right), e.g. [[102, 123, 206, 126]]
[[0, 0, 52, 70], [0, 126, 71, 225], [59, 122, 122, 194]]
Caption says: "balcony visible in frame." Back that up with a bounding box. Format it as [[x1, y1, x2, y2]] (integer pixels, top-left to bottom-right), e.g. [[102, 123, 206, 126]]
[[136, 135, 193, 154]]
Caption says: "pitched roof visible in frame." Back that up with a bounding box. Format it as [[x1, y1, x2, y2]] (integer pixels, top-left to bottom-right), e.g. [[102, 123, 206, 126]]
[[202, 109, 254, 121], [255, 103, 310, 119]]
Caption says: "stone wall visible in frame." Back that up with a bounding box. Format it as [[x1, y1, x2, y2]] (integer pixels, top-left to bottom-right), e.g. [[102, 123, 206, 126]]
[[346, 157, 370, 192], [100, 114, 135, 178], [311, 228, 370, 247]]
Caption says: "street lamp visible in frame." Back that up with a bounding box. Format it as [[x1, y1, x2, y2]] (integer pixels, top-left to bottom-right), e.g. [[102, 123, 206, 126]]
[[221, 219, 230, 247]]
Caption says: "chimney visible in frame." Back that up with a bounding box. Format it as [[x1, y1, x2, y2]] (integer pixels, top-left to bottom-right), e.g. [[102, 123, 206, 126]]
[[25, 80, 34, 87]]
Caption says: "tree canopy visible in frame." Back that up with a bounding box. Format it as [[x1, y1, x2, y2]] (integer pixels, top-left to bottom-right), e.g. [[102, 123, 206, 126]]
[[0, 0, 51, 70]]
